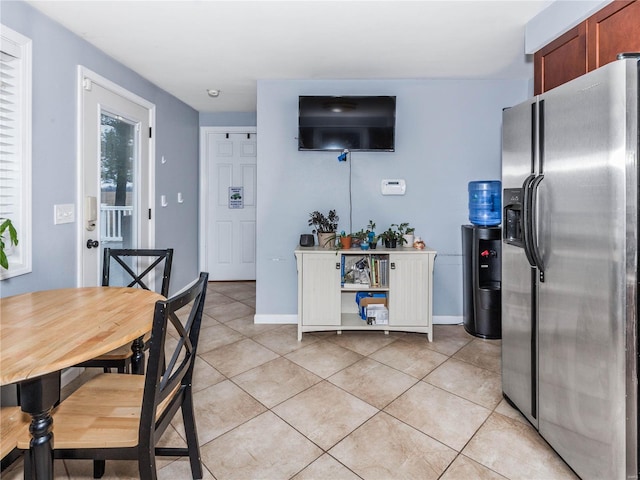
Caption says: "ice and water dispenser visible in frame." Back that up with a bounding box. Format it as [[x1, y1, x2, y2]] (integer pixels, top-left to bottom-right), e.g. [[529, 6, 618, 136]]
[[462, 181, 502, 339]]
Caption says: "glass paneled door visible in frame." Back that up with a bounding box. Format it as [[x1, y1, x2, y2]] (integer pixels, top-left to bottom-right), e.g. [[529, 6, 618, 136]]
[[79, 70, 154, 287]]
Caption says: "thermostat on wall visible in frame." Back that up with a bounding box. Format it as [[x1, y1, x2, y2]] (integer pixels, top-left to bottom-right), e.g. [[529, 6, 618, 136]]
[[381, 179, 406, 195]]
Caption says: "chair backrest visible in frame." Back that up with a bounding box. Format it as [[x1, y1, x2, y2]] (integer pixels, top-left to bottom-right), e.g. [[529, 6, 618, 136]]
[[102, 248, 173, 296], [139, 272, 208, 445]]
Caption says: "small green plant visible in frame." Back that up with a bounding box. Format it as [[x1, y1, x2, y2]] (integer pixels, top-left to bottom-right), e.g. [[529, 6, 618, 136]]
[[0, 218, 19, 270]]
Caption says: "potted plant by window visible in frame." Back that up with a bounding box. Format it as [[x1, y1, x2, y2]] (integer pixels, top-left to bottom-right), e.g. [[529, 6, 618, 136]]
[[308, 209, 339, 249], [0, 218, 18, 270]]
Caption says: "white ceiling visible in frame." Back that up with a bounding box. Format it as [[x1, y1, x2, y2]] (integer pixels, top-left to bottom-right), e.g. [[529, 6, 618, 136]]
[[26, 0, 553, 113]]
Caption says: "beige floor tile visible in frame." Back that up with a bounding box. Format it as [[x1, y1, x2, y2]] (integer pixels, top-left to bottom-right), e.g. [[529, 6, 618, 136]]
[[494, 398, 530, 426], [232, 357, 322, 408], [393, 326, 473, 357], [172, 379, 266, 445], [253, 324, 321, 355], [425, 357, 502, 409], [223, 314, 281, 337], [285, 341, 363, 378], [292, 454, 361, 480], [329, 412, 457, 480], [369, 339, 448, 378], [204, 301, 255, 323], [440, 454, 508, 480], [200, 338, 279, 377], [158, 458, 216, 479], [463, 413, 578, 480], [192, 356, 226, 393], [430, 324, 475, 355], [240, 296, 256, 308], [64, 459, 140, 480], [203, 291, 236, 308], [385, 382, 491, 451], [200, 411, 322, 480], [1, 459, 68, 480], [453, 337, 501, 374], [196, 323, 245, 355], [207, 282, 256, 300], [273, 381, 378, 450], [328, 357, 417, 409], [327, 330, 399, 356]]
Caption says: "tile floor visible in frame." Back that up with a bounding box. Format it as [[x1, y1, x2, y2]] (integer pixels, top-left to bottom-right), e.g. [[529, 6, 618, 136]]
[[3, 281, 578, 480]]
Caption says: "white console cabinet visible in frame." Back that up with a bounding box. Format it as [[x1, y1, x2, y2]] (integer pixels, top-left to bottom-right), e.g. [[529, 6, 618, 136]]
[[294, 246, 436, 341]]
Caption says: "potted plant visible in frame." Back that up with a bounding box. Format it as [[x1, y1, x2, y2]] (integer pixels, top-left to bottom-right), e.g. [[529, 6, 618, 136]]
[[308, 209, 339, 249], [338, 231, 352, 249], [350, 230, 366, 249], [365, 220, 378, 249], [380, 226, 400, 248], [0, 218, 18, 270], [396, 222, 415, 247]]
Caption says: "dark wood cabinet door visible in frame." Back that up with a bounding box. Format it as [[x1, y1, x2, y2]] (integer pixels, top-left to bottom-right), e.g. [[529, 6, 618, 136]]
[[587, 0, 640, 71], [534, 23, 587, 94]]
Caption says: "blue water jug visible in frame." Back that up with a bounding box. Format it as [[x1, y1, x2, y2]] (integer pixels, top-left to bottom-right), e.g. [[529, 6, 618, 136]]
[[468, 180, 501, 226]]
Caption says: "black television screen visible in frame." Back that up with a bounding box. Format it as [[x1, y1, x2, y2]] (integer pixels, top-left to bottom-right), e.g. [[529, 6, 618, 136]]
[[298, 96, 396, 152]]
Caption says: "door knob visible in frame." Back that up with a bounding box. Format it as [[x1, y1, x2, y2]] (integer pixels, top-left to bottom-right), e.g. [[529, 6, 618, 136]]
[[86, 239, 99, 249]]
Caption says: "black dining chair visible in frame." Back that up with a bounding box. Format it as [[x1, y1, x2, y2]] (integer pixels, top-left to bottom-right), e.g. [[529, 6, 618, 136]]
[[20, 272, 209, 479], [76, 248, 173, 374]]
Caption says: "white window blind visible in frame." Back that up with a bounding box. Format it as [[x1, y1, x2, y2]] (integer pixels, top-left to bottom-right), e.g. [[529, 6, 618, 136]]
[[0, 25, 31, 279]]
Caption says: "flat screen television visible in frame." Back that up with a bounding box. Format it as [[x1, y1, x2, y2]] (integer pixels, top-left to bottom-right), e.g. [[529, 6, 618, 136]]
[[298, 95, 396, 152]]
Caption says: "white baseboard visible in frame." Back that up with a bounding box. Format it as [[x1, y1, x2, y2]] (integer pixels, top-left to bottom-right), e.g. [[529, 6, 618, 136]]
[[433, 315, 463, 325], [253, 314, 462, 326], [254, 314, 297, 324]]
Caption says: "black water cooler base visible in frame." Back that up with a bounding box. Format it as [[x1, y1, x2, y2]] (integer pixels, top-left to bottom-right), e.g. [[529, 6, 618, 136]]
[[462, 225, 502, 339]]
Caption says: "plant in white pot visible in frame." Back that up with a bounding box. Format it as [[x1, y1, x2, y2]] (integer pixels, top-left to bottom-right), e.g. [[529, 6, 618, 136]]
[[0, 218, 18, 270], [397, 222, 415, 247], [308, 209, 339, 249]]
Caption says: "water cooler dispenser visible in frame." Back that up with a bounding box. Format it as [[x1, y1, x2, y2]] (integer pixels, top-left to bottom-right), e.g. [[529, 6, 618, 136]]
[[462, 181, 502, 339]]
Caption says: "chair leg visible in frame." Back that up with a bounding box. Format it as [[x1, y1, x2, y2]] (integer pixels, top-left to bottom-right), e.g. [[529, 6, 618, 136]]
[[93, 459, 105, 478], [137, 447, 157, 480], [181, 390, 203, 479]]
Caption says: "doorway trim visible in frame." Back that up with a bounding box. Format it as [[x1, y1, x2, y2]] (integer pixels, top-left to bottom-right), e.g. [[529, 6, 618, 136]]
[[76, 66, 156, 285], [198, 126, 257, 273]]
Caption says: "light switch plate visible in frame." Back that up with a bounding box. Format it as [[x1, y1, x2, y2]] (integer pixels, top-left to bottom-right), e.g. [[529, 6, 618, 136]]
[[54, 204, 75, 224]]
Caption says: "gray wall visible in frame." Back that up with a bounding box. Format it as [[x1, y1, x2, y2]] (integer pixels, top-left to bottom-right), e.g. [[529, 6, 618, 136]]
[[200, 111, 257, 127], [0, 1, 200, 297], [256, 78, 530, 319]]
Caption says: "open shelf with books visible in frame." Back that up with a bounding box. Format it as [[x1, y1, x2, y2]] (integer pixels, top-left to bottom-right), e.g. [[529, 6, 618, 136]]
[[294, 246, 437, 341]]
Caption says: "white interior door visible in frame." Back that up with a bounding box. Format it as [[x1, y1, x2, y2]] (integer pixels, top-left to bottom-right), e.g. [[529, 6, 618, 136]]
[[78, 69, 154, 286], [201, 128, 257, 280]]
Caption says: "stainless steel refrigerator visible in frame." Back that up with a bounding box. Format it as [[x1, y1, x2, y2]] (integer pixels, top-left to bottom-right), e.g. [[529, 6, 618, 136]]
[[501, 56, 639, 480]]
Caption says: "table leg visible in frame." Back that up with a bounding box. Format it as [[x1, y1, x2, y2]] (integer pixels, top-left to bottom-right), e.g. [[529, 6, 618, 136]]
[[19, 372, 60, 480], [131, 335, 145, 375]]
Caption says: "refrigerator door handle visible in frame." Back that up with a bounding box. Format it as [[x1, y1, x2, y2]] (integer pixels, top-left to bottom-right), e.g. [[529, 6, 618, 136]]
[[530, 174, 545, 281], [522, 173, 537, 267]]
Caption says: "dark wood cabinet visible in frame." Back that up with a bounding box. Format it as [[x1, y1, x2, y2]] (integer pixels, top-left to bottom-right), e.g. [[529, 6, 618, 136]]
[[587, 0, 640, 70], [534, 0, 640, 94], [534, 23, 587, 95]]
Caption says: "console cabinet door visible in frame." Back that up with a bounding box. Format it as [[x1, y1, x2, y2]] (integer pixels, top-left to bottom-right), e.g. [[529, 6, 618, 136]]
[[300, 253, 340, 326], [388, 253, 432, 327]]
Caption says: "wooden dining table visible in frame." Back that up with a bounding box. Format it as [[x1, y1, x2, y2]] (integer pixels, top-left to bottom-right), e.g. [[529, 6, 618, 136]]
[[0, 287, 164, 480]]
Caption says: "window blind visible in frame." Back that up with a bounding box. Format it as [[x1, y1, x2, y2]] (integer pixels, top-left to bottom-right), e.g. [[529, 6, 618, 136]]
[[0, 25, 31, 279]]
